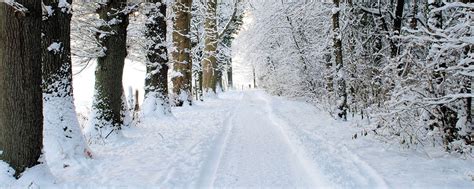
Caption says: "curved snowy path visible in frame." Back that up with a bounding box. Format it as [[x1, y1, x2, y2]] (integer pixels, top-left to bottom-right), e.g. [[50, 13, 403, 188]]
[[35, 90, 473, 188]]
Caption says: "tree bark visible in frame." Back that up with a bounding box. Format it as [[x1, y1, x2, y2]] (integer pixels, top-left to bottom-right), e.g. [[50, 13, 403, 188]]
[[227, 60, 233, 89], [391, 0, 404, 57], [332, 0, 348, 120], [89, 0, 129, 140], [41, 0, 89, 165], [202, 0, 218, 93], [172, 0, 193, 106], [409, 0, 418, 29], [252, 66, 257, 88], [0, 0, 43, 177], [143, 0, 171, 115]]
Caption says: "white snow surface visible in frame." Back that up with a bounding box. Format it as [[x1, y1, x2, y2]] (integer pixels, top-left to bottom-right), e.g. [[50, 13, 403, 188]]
[[42, 94, 90, 173], [1, 90, 473, 188]]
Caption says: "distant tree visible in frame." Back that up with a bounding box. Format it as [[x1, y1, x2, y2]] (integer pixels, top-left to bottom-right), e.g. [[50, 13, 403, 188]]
[[41, 0, 90, 167], [217, 0, 244, 90], [0, 0, 43, 177], [172, 0, 193, 106]]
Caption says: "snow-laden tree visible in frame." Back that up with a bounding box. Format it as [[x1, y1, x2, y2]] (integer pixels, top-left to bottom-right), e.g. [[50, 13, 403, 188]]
[[190, 0, 206, 100], [216, 0, 245, 91], [141, 0, 172, 117], [41, 0, 91, 171], [236, 0, 473, 153], [171, 0, 193, 106], [331, 0, 348, 120], [235, 0, 332, 99], [374, 2, 473, 153], [84, 1, 136, 143], [202, 0, 219, 94], [198, 0, 245, 95], [189, 0, 245, 99]]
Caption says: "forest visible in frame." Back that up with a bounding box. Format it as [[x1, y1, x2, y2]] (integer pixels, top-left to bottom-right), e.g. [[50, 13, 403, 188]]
[[0, 0, 473, 188]]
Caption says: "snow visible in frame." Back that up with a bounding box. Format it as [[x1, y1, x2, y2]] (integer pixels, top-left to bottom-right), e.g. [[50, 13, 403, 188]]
[[47, 42, 62, 54], [108, 18, 122, 25], [4, 0, 28, 13], [331, 7, 340, 15], [2, 90, 473, 188], [72, 59, 145, 116], [141, 92, 170, 118], [58, 0, 72, 13], [43, 94, 90, 173], [44, 5, 54, 17], [169, 70, 184, 79]]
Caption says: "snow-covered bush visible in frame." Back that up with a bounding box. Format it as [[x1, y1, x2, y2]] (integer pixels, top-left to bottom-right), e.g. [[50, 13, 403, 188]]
[[235, 0, 473, 153]]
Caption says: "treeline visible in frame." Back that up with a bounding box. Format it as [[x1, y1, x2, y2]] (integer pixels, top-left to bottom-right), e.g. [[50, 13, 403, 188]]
[[0, 0, 244, 177], [240, 0, 472, 153]]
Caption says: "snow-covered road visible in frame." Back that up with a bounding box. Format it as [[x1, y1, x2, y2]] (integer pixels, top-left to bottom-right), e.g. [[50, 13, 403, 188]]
[[3, 90, 473, 188], [203, 92, 323, 188]]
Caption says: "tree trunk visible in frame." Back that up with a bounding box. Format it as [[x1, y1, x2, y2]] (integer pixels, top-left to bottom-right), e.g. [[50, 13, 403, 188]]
[[216, 68, 223, 92], [227, 61, 233, 89], [0, 0, 43, 177], [88, 0, 129, 141], [252, 66, 257, 88], [143, 0, 171, 116], [172, 0, 193, 106], [332, 0, 348, 120], [202, 0, 218, 94], [409, 0, 418, 29], [391, 0, 404, 57], [41, 0, 90, 167]]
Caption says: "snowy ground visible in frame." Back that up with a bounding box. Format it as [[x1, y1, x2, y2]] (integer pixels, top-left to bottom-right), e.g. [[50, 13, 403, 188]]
[[2, 90, 473, 188]]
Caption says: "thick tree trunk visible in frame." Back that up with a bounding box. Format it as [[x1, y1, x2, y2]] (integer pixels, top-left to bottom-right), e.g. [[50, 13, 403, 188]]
[[172, 0, 193, 106], [143, 0, 171, 116], [88, 0, 129, 141], [332, 0, 348, 120], [41, 0, 89, 167], [0, 0, 43, 177], [202, 0, 218, 94]]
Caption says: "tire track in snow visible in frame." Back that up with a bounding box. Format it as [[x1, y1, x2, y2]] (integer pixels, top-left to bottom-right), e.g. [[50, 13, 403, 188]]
[[211, 91, 322, 188], [261, 92, 389, 189], [157, 100, 241, 187], [196, 92, 244, 188], [255, 92, 332, 188]]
